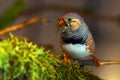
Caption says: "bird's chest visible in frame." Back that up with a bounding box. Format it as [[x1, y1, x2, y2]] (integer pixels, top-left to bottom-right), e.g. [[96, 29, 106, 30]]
[[62, 43, 90, 59]]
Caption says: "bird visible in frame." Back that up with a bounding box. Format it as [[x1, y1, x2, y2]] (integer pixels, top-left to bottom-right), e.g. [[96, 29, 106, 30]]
[[57, 12, 101, 67]]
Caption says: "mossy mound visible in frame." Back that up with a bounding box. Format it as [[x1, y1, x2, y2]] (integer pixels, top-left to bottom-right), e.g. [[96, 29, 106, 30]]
[[0, 34, 102, 80]]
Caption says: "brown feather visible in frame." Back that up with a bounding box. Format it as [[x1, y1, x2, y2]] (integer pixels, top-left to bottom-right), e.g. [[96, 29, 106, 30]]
[[85, 37, 95, 54]]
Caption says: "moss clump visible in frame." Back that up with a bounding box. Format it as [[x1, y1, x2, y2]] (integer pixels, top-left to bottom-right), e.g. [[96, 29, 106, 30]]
[[0, 34, 102, 80]]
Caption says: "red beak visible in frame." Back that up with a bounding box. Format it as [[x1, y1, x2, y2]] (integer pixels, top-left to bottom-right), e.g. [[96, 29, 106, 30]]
[[58, 18, 66, 25]]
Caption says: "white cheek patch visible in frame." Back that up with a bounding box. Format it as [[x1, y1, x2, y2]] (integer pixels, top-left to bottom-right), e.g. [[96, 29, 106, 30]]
[[63, 44, 90, 59]]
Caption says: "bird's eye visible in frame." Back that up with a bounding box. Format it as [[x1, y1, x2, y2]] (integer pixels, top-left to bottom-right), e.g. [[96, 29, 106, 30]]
[[68, 18, 72, 21]]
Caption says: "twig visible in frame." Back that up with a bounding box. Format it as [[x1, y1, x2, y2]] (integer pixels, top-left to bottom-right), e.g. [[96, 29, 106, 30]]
[[100, 60, 120, 66], [79, 59, 120, 67], [0, 17, 39, 36]]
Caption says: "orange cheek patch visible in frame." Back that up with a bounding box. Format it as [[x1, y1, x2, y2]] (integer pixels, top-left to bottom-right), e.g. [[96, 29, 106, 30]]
[[69, 18, 81, 31], [70, 22, 80, 31]]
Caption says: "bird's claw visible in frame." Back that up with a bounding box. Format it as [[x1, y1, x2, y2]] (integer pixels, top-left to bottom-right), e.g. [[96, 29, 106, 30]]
[[93, 57, 101, 68], [91, 54, 101, 67], [64, 54, 71, 62]]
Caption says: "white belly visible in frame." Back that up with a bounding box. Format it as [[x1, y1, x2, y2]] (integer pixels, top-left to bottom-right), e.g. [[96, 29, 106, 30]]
[[62, 44, 90, 59]]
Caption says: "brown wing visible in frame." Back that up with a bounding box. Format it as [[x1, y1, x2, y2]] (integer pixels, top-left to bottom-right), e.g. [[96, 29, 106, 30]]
[[85, 37, 95, 54]]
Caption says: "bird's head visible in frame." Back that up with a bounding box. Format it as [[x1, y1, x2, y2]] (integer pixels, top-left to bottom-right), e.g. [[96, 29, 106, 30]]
[[57, 13, 83, 32]]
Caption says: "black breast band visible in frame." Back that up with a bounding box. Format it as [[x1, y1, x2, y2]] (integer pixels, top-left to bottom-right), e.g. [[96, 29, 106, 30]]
[[62, 37, 87, 44]]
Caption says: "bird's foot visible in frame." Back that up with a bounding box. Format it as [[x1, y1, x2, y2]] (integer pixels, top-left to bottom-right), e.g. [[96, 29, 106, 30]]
[[64, 54, 71, 62], [64, 58, 71, 62], [91, 54, 101, 67]]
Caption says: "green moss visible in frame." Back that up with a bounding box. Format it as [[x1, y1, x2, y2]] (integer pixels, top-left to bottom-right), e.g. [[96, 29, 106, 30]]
[[0, 34, 102, 80]]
